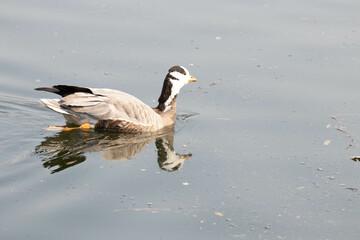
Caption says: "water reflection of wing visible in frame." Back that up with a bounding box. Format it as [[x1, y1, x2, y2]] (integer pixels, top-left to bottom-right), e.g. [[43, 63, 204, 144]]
[[95, 138, 152, 161], [34, 125, 192, 173], [91, 129, 172, 161]]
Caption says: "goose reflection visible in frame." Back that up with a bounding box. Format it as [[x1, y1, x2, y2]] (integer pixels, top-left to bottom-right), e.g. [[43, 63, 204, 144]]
[[35, 125, 192, 174]]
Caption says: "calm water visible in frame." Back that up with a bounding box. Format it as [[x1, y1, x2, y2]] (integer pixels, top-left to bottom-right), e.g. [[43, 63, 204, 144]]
[[1, 0, 360, 239]]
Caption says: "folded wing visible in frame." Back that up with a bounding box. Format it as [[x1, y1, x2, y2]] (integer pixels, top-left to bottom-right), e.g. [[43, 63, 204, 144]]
[[62, 89, 163, 129]]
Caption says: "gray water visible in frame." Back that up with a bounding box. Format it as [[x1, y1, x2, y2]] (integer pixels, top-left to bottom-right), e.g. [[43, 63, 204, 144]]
[[1, 0, 360, 239]]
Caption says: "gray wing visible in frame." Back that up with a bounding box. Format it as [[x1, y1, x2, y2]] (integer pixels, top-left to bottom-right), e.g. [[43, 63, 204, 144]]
[[59, 88, 163, 129]]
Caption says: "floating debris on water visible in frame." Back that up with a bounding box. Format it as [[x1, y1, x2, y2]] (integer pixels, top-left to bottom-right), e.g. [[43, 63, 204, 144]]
[[214, 211, 224, 217], [0, 161, 12, 167]]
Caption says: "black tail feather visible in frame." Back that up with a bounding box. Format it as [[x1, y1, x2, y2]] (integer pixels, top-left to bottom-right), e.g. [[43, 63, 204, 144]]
[[34, 87, 59, 94], [34, 85, 93, 97]]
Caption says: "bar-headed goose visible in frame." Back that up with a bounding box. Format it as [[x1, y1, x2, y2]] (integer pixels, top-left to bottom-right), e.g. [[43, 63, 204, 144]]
[[35, 66, 197, 132]]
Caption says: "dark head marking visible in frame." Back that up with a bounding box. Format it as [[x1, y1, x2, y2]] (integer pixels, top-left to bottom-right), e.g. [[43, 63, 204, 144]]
[[157, 79, 173, 111], [168, 66, 186, 75], [167, 74, 179, 80]]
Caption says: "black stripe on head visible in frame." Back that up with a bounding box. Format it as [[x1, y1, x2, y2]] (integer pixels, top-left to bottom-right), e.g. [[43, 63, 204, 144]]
[[157, 79, 173, 111], [167, 73, 179, 80], [168, 66, 186, 75]]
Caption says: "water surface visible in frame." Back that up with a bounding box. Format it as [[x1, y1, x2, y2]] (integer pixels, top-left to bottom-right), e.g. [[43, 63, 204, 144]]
[[1, 0, 360, 239]]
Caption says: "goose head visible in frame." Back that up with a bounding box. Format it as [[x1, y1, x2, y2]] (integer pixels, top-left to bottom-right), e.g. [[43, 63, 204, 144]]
[[157, 66, 197, 112], [167, 65, 197, 87]]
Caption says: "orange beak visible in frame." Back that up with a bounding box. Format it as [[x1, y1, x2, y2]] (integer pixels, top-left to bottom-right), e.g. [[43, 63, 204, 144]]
[[188, 75, 197, 83]]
